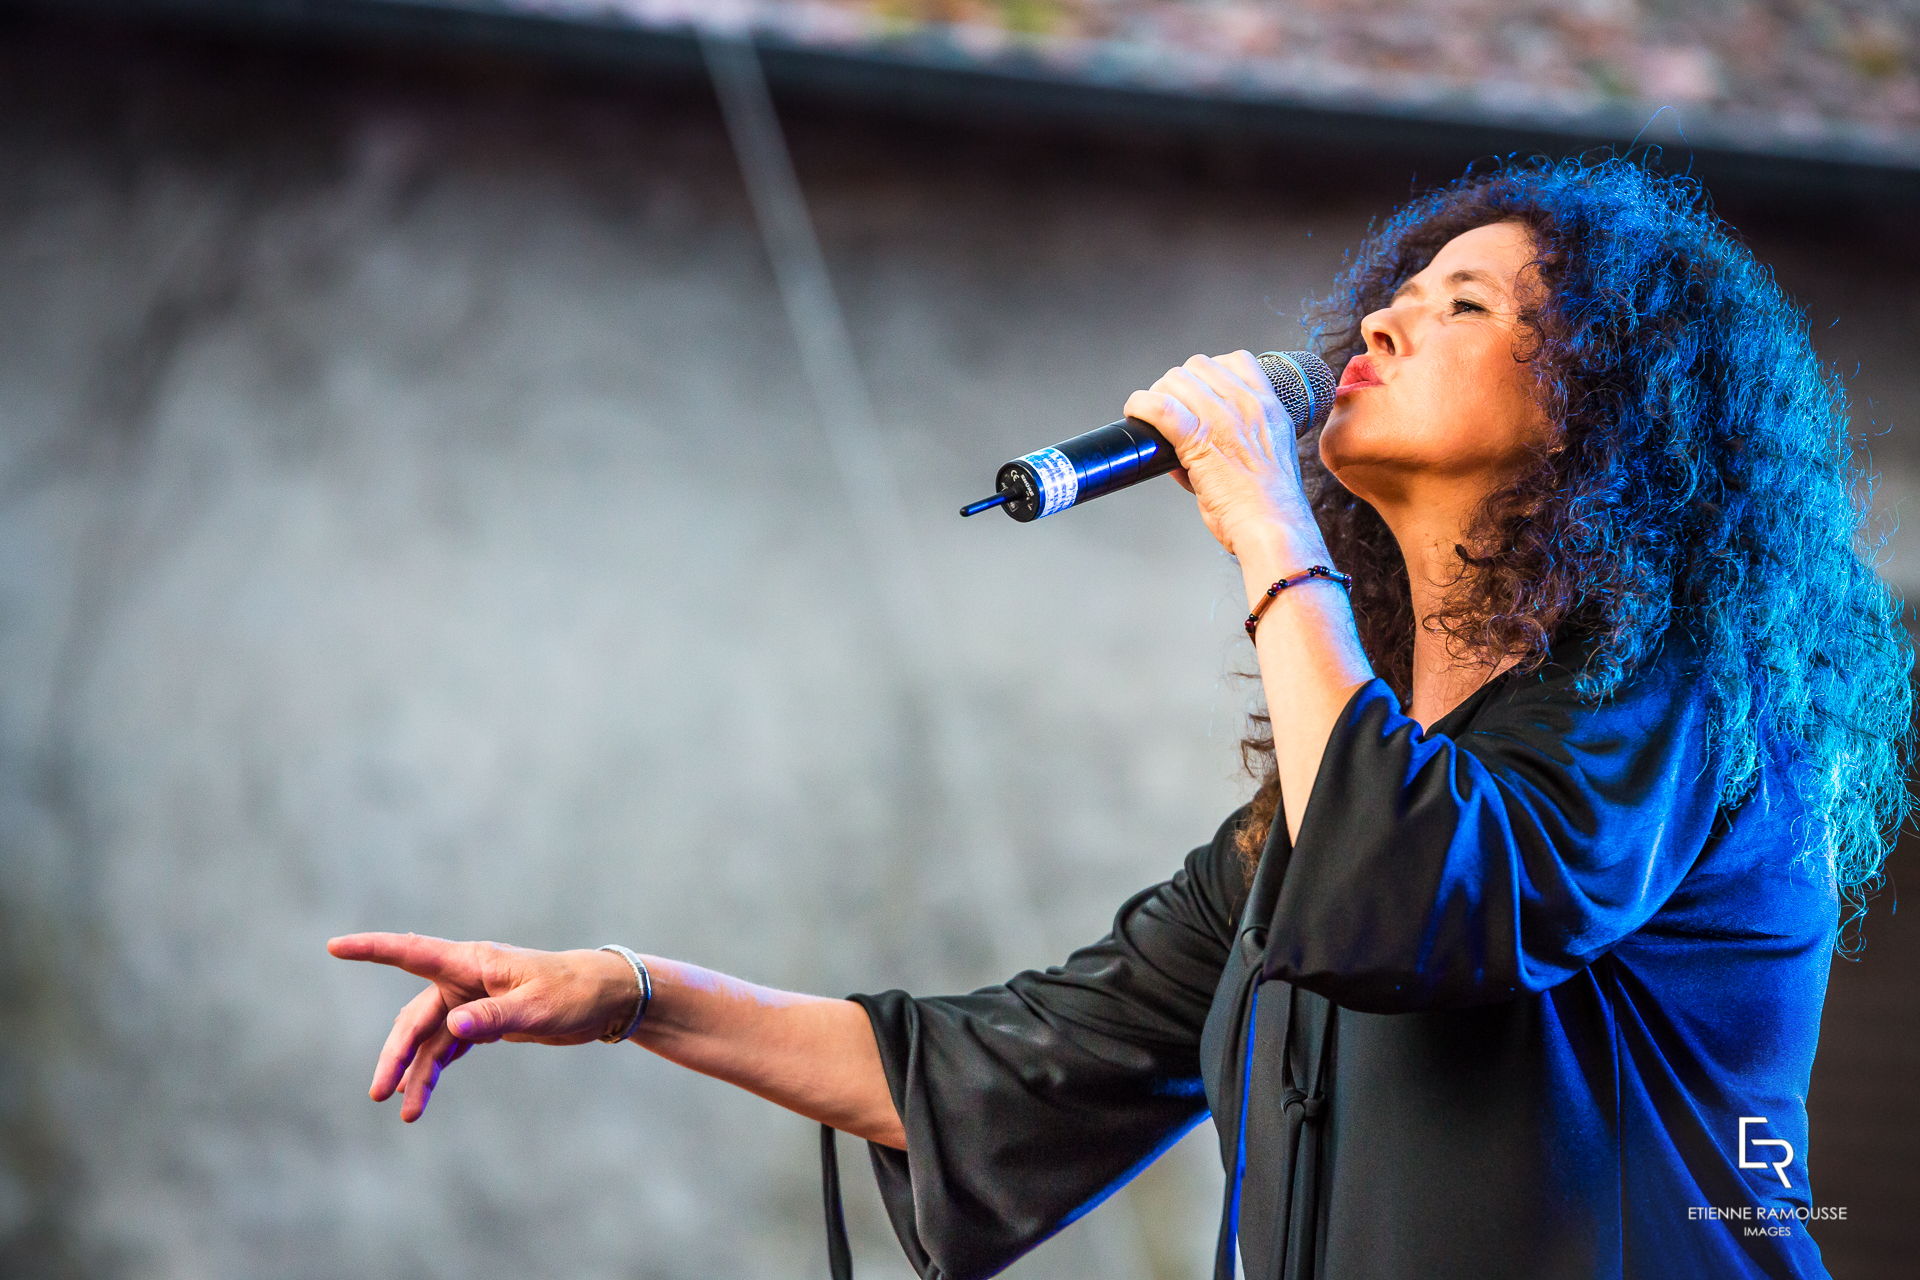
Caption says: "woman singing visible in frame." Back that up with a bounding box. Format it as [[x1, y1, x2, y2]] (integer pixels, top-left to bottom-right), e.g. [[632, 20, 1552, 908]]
[[327, 154, 1914, 1280]]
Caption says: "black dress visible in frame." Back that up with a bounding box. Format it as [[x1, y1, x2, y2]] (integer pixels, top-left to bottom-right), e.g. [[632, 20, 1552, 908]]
[[821, 622, 1839, 1279]]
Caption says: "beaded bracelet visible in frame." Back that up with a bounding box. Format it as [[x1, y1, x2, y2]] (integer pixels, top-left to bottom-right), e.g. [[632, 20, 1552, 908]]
[[1244, 564, 1353, 640], [596, 944, 654, 1043]]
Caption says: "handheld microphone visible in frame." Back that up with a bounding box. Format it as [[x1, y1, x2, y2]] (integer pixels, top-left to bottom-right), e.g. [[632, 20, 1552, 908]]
[[960, 350, 1337, 522]]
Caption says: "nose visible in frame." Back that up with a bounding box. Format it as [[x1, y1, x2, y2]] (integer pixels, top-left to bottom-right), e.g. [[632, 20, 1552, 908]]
[[1359, 303, 1404, 359]]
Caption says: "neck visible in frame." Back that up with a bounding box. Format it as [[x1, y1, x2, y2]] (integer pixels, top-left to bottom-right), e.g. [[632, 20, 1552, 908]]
[[1379, 495, 1516, 728]]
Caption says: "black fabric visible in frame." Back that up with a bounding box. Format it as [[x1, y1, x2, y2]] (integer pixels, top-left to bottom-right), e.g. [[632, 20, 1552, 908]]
[[825, 622, 1838, 1279], [823, 1123, 853, 1280], [839, 815, 1232, 1279]]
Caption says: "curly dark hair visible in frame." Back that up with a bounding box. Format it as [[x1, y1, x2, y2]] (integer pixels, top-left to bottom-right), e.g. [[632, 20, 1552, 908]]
[[1232, 153, 1916, 952]]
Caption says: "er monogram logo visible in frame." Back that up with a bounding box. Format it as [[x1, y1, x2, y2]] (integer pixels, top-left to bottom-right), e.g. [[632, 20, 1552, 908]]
[[1739, 1116, 1794, 1189]]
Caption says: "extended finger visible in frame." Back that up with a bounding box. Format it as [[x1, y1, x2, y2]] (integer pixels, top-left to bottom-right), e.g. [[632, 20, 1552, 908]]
[[397, 1023, 471, 1123], [371, 983, 450, 1102], [328, 931, 468, 983]]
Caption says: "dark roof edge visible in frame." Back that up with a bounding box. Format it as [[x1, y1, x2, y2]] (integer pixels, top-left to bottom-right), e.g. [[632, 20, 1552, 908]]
[[10, 0, 1918, 207]]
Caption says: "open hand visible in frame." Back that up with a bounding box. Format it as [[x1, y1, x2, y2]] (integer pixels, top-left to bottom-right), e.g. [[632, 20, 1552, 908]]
[[326, 932, 637, 1122]]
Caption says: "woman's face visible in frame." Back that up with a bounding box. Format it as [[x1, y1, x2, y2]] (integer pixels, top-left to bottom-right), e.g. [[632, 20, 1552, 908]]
[[1319, 220, 1556, 510]]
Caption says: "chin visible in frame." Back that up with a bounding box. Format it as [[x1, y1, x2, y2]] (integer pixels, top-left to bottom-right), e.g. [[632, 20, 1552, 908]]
[[1320, 415, 1406, 477], [1317, 442, 1422, 508]]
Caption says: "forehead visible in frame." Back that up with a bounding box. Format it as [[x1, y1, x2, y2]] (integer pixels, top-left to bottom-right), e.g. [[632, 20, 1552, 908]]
[[1390, 221, 1536, 301], [1408, 221, 1535, 292]]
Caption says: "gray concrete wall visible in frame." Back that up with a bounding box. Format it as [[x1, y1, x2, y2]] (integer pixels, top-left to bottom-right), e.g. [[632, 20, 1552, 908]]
[[1, 16, 1916, 1280]]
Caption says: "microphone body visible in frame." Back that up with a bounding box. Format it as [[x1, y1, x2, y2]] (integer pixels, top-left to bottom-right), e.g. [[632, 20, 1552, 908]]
[[963, 351, 1337, 522]]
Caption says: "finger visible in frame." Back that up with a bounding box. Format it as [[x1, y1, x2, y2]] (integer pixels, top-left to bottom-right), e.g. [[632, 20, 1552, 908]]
[[1171, 363, 1294, 469], [1170, 465, 1195, 494], [1204, 351, 1308, 438], [1178, 356, 1267, 434], [1155, 367, 1242, 454], [446, 995, 522, 1045], [1123, 388, 1199, 452], [1210, 350, 1274, 404], [371, 983, 450, 1102], [328, 932, 467, 983], [397, 1024, 469, 1123]]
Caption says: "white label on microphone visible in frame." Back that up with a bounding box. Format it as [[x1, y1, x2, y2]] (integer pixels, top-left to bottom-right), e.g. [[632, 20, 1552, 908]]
[[1020, 447, 1079, 518]]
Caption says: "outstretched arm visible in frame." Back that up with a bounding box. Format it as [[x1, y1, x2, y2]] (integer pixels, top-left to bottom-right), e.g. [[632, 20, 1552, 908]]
[[325, 933, 905, 1147]]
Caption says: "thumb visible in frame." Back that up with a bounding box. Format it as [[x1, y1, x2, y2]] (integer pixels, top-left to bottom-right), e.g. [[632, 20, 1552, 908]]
[[447, 996, 516, 1044]]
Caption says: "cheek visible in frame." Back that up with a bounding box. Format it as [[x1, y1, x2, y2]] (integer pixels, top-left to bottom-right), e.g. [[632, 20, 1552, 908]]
[[1437, 344, 1551, 458], [1492, 360, 1554, 447]]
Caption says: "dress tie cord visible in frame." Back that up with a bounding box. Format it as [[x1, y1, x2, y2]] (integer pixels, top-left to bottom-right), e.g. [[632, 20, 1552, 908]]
[[1280, 1088, 1323, 1121], [1274, 983, 1338, 1280]]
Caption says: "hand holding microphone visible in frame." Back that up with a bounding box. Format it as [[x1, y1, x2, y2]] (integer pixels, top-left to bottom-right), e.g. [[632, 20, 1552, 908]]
[[960, 349, 1335, 557]]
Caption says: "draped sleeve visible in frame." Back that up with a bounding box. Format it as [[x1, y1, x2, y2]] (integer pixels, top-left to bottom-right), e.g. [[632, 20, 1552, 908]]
[[1262, 625, 1729, 1013], [847, 805, 1247, 1280]]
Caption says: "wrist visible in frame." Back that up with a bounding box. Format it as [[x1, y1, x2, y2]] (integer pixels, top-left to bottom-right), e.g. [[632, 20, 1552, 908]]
[[1237, 532, 1334, 604], [619, 952, 693, 1046], [1243, 563, 1353, 640], [1230, 499, 1320, 549], [593, 946, 655, 1043]]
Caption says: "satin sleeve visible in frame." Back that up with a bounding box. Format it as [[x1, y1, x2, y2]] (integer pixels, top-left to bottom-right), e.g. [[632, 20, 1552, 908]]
[[1263, 627, 1727, 1013], [847, 806, 1246, 1280]]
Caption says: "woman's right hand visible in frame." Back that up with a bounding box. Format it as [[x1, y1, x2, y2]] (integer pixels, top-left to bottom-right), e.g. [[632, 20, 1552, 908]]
[[326, 932, 640, 1122]]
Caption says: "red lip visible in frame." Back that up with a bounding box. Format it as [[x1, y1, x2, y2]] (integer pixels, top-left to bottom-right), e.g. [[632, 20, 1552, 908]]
[[1337, 354, 1383, 392]]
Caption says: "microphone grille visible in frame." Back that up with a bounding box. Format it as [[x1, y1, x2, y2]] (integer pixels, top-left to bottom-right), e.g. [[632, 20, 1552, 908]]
[[1257, 351, 1338, 435]]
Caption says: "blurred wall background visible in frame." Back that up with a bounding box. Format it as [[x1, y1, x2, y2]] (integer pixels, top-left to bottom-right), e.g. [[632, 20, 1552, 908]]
[[1, 5, 1916, 1279]]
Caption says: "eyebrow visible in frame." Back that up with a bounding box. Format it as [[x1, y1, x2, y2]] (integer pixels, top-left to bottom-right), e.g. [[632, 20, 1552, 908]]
[[1391, 268, 1503, 303]]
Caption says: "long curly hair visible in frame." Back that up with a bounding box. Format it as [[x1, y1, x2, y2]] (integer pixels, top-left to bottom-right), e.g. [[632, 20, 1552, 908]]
[[1232, 153, 1916, 951]]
